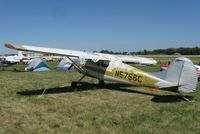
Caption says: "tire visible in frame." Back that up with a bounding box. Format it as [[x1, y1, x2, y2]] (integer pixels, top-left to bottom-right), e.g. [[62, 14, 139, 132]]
[[71, 82, 77, 87], [98, 80, 104, 88]]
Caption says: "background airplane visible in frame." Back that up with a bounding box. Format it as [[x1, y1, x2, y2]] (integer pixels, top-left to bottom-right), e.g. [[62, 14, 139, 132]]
[[3, 51, 32, 64]]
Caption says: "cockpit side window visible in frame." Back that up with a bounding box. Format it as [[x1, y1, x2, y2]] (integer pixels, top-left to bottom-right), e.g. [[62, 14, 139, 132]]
[[98, 60, 110, 67], [85, 59, 110, 68]]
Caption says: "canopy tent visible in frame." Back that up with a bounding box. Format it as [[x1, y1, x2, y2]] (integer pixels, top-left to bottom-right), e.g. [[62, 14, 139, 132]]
[[56, 57, 74, 71], [26, 58, 50, 71]]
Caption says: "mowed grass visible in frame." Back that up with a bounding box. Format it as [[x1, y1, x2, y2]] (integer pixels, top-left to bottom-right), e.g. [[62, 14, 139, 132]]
[[0, 57, 200, 134]]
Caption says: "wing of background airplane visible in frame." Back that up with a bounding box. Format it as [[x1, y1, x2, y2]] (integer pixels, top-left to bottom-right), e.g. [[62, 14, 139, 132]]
[[5, 44, 157, 64], [115, 55, 157, 65]]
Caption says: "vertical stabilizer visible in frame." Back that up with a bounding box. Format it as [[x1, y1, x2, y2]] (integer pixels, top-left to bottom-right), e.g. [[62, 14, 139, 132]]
[[165, 57, 198, 93]]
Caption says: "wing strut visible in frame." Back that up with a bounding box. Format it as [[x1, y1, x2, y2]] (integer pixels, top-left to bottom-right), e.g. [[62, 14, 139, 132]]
[[66, 56, 86, 74]]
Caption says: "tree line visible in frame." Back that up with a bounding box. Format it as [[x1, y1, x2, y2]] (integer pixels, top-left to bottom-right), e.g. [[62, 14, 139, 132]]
[[100, 46, 200, 55]]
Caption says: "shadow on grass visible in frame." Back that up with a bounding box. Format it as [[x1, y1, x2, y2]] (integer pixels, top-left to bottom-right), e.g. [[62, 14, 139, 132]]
[[0, 69, 27, 72], [17, 82, 192, 103], [151, 95, 193, 103], [109, 86, 193, 103]]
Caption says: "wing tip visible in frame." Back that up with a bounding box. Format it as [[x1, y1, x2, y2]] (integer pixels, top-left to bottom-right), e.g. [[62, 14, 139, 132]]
[[4, 43, 18, 50]]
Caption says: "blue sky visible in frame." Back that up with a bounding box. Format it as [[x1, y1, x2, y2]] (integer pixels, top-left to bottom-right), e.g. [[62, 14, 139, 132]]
[[0, 0, 200, 54]]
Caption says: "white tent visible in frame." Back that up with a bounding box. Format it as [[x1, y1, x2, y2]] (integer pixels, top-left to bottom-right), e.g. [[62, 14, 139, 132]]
[[56, 57, 74, 70], [26, 58, 50, 71]]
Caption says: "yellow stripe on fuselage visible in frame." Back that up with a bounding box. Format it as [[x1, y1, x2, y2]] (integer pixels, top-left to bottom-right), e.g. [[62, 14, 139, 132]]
[[105, 67, 160, 88]]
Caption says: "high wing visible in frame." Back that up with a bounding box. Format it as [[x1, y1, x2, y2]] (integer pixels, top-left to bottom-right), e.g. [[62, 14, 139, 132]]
[[5, 44, 157, 64], [5, 44, 110, 61]]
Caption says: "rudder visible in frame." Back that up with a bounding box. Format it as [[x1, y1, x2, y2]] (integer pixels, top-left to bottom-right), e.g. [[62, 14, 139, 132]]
[[165, 57, 198, 93]]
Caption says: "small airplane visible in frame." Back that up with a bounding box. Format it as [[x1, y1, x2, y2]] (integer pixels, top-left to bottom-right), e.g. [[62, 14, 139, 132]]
[[4, 51, 23, 63], [4, 51, 32, 64], [5, 44, 198, 100]]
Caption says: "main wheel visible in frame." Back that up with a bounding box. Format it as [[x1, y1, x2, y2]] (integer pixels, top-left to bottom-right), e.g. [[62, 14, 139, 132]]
[[98, 80, 104, 88], [71, 82, 77, 87]]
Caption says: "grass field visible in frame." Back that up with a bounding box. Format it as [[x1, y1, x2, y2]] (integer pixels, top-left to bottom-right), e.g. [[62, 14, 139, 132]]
[[0, 56, 200, 134]]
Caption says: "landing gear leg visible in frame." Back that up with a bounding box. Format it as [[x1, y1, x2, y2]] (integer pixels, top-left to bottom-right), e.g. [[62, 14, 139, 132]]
[[71, 74, 86, 87], [78, 74, 86, 82]]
